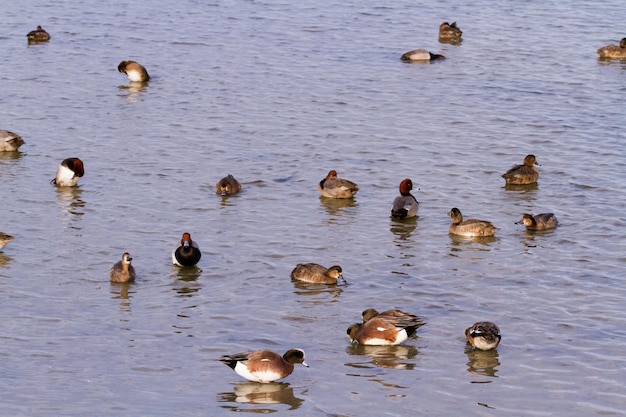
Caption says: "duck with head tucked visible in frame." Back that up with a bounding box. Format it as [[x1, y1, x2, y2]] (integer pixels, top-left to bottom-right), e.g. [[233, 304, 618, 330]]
[[26, 25, 50, 43], [391, 178, 419, 219], [347, 310, 424, 346], [216, 174, 242, 196], [0, 232, 14, 250], [448, 207, 497, 237], [110, 252, 136, 283], [465, 321, 501, 350], [118, 60, 150, 82], [220, 349, 308, 383], [51, 158, 84, 187], [501, 154, 539, 185], [0, 130, 25, 152], [290, 263, 344, 284], [516, 213, 558, 230], [597, 38, 626, 59], [438, 21, 462, 40], [318, 170, 358, 199], [401, 49, 446, 62], [361, 308, 425, 328], [172, 232, 201, 267]]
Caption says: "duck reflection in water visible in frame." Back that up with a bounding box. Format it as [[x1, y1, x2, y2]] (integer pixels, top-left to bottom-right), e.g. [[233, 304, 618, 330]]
[[346, 344, 418, 370], [55, 187, 86, 231], [172, 266, 202, 297], [465, 347, 500, 378], [319, 195, 358, 217], [217, 381, 304, 410]]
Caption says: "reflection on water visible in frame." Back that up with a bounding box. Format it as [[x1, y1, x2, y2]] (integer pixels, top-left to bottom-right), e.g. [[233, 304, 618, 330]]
[[118, 82, 149, 102], [0, 252, 12, 268], [55, 187, 86, 231], [439, 37, 463, 46], [390, 217, 418, 243], [172, 266, 203, 297], [0, 151, 24, 163], [346, 343, 419, 370], [110, 282, 134, 328], [319, 197, 358, 217], [518, 227, 559, 249], [291, 280, 344, 300], [503, 182, 539, 193], [217, 381, 304, 411], [465, 347, 500, 379], [448, 235, 498, 257]]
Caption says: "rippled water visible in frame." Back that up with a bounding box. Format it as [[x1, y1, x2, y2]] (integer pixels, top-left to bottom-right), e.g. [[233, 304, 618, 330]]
[[1, 0, 625, 415]]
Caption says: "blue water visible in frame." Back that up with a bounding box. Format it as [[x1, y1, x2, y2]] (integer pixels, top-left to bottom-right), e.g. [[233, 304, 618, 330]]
[[1, 1, 625, 415]]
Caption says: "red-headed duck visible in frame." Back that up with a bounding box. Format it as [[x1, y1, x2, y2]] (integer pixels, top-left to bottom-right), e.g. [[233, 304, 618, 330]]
[[172, 232, 201, 267], [51, 158, 84, 187], [391, 178, 418, 219], [220, 349, 308, 383]]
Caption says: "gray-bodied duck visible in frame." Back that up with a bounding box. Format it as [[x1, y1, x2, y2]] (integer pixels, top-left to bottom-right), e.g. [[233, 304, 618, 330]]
[[391, 178, 419, 219], [448, 207, 497, 237]]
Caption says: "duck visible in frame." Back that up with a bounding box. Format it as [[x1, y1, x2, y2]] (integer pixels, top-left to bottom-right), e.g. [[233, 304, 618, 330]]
[[290, 263, 344, 284], [501, 154, 539, 185], [438, 21, 462, 39], [465, 322, 501, 350], [51, 158, 84, 187], [361, 308, 426, 329], [318, 170, 358, 199], [118, 60, 150, 82], [516, 213, 558, 230], [26, 25, 50, 42], [448, 207, 497, 237], [401, 49, 446, 62], [172, 232, 201, 267], [347, 312, 424, 346], [0, 130, 25, 152], [216, 174, 242, 196], [109, 252, 136, 283], [391, 178, 419, 219], [0, 232, 14, 250], [219, 349, 308, 383], [596, 38, 626, 59]]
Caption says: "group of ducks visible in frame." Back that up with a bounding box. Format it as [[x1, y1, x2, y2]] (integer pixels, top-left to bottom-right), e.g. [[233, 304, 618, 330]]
[[397, 22, 626, 62], [13, 22, 580, 385]]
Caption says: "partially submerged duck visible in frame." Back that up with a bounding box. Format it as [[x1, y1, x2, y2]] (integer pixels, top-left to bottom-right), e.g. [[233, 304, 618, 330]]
[[502, 154, 539, 185], [51, 158, 84, 187], [118, 60, 150, 82], [27, 26, 50, 43], [391, 178, 419, 219], [439, 21, 462, 40], [401, 49, 446, 62], [448, 208, 497, 237], [516, 213, 558, 230], [0, 130, 25, 152], [597, 38, 626, 59], [318, 170, 358, 199]]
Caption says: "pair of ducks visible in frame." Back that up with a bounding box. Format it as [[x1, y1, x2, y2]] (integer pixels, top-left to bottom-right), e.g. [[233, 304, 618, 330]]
[[109, 232, 202, 282], [217, 319, 500, 384], [401, 21, 463, 62]]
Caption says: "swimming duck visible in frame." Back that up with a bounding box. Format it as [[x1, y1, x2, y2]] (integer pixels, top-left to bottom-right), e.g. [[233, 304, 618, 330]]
[[516, 213, 558, 230], [220, 349, 308, 383], [290, 263, 344, 284], [318, 170, 359, 199], [216, 174, 242, 196], [0, 130, 25, 152], [438, 21, 462, 39], [391, 178, 418, 219], [172, 232, 201, 267], [347, 312, 424, 345], [501, 154, 539, 185], [401, 49, 446, 62], [465, 322, 501, 350], [26, 26, 50, 43], [0, 232, 14, 250], [51, 158, 84, 187], [361, 308, 426, 329], [118, 60, 150, 82], [109, 252, 136, 283], [448, 207, 497, 237], [596, 38, 626, 59]]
